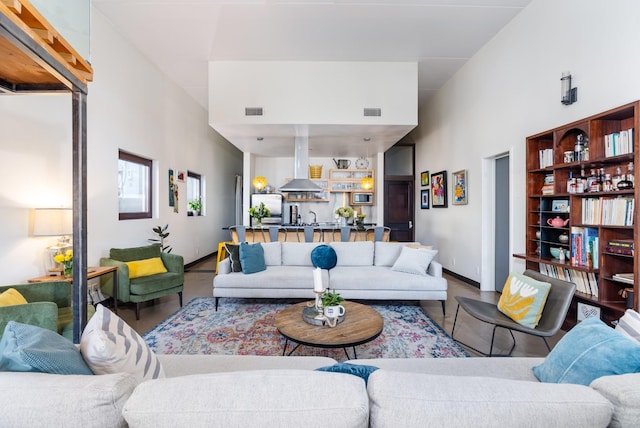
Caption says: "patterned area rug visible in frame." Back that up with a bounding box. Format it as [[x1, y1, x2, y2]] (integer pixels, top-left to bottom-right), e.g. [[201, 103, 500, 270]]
[[144, 298, 468, 361]]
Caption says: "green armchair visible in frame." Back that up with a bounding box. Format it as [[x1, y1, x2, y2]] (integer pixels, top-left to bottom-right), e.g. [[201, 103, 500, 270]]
[[100, 245, 184, 320], [0, 281, 95, 341]]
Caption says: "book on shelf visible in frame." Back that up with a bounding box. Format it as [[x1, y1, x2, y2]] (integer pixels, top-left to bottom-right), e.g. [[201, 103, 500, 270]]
[[539, 148, 554, 168], [608, 239, 634, 249], [581, 197, 634, 226], [570, 226, 599, 268], [605, 246, 634, 256], [604, 128, 634, 157], [539, 262, 599, 297], [612, 273, 634, 284]]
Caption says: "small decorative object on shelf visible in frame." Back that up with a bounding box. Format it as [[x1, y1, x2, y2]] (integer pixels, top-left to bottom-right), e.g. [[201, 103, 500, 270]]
[[54, 249, 73, 278], [249, 202, 270, 226]]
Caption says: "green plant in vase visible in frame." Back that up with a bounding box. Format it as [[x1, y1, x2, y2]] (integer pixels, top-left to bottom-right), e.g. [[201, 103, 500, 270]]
[[249, 202, 271, 226], [188, 198, 202, 215], [321, 289, 344, 307], [149, 224, 172, 253], [54, 249, 73, 278]]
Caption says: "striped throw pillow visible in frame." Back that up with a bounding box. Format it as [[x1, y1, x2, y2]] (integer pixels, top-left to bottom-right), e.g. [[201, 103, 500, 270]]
[[80, 304, 165, 382], [615, 309, 640, 343]]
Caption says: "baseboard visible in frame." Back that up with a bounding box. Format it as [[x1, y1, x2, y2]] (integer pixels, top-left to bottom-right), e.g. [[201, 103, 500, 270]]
[[185, 253, 215, 270], [443, 268, 480, 288]]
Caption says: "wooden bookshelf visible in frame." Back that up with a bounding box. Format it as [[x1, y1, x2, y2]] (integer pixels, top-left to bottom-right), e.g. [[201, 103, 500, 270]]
[[514, 101, 639, 327]]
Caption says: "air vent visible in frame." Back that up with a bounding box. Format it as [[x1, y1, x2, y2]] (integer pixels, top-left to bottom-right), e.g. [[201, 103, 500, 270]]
[[245, 107, 264, 116], [364, 108, 382, 117]]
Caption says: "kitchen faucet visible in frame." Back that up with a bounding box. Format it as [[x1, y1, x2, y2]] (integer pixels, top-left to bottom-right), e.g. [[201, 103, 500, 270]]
[[309, 210, 317, 224]]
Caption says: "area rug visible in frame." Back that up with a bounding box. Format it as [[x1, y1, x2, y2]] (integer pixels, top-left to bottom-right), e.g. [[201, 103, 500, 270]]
[[143, 298, 469, 361]]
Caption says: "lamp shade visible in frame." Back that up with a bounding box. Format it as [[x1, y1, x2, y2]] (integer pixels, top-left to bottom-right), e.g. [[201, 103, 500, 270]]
[[33, 208, 72, 236], [252, 176, 267, 191], [360, 176, 374, 190]]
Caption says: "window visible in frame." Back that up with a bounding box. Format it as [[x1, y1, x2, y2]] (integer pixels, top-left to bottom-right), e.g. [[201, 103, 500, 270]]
[[187, 171, 202, 215], [118, 150, 152, 220]]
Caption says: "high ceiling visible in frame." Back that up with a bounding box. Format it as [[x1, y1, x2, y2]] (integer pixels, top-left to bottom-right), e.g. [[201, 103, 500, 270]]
[[93, 0, 531, 156]]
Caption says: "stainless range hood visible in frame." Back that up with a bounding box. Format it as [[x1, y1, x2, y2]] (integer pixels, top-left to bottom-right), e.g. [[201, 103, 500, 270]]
[[279, 136, 322, 192]]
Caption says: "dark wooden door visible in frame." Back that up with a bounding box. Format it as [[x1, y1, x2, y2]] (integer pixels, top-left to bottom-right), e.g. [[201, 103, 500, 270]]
[[384, 179, 414, 241]]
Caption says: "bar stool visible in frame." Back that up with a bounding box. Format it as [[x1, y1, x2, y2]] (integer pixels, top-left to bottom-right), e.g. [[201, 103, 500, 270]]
[[215, 241, 233, 274], [229, 225, 246, 243]]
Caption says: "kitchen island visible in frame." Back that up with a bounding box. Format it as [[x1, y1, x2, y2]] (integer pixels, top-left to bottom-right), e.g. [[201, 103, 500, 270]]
[[227, 224, 385, 243]]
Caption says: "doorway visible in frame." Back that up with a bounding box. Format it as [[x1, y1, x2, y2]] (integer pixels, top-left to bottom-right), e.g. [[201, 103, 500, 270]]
[[384, 180, 414, 241], [494, 155, 510, 292]]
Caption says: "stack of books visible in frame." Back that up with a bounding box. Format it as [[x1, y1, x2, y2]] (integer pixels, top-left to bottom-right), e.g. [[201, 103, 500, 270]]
[[541, 174, 554, 195], [539, 263, 599, 297], [570, 227, 599, 268], [581, 197, 635, 226], [612, 272, 634, 284], [605, 239, 634, 256]]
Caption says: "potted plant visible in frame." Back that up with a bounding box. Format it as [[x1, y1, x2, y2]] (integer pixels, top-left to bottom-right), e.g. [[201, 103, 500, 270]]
[[249, 202, 270, 226], [321, 289, 345, 319], [148, 224, 172, 253], [188, 198, 202, 216], [335, 206, 354, 227]]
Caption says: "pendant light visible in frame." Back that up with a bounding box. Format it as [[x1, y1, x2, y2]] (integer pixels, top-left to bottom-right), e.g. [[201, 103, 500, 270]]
[[360, 138, 374, 190]]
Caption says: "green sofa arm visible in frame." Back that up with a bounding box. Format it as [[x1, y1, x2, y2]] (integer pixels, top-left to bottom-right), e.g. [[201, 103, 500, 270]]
[[0, 302, 58, 336], [99, 258, 131, 302], [161, 253, 184, 274]]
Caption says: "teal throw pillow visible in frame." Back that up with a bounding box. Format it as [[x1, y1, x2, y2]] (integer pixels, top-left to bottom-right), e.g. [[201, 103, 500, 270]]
[[224, 243, 243, 272], [311, 245, 338, 270], [0, 321, 93, 375], [316, 362, 379, 385], [239, 242, 266, 274], [532, 317, 640, 386]]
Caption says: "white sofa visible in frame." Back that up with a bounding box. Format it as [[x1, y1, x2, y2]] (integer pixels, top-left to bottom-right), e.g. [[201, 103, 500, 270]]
[[213, 241, 448, 312], [2, 354, 637, 427]]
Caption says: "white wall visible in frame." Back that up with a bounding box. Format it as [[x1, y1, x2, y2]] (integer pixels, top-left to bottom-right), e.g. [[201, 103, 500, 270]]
[[412, 0, 640, 289], [0, 9, 242, 283]]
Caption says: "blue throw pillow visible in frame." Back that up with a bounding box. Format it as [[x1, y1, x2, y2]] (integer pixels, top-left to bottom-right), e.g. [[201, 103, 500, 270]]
[[532, 317, 640, 386], [239, 242, 266, 274], [316, 362, 379, 384], [311, 245, 338, 270], [0, 321, 93, 375]]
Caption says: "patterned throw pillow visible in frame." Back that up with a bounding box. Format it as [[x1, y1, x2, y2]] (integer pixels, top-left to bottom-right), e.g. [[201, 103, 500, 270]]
[[497, 272, 551, 328], [224, 243, 243, 272], [0, 321, 93, 375], [80, 304, 165, 383], [615, 309, 640, 343]]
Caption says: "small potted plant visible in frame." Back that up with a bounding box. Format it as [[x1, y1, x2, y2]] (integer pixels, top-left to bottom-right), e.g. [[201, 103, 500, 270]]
[[249, 202, 271, 226], [321, 289, 345, 319], [188, 198, 202, 216]]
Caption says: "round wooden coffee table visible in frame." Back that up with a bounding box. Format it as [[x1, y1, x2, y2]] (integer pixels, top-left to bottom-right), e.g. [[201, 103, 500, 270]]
[[275, 301, 384, 359]]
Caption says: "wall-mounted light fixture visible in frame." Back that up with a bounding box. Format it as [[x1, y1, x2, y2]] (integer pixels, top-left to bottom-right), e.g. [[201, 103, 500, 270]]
[[561, 71, 577, 105], [252, 176, 267, 192]]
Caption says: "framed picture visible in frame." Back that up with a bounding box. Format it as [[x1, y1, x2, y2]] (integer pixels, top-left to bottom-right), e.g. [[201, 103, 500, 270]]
[[452, 169, 468, 205], [420, 189, 430, 209], [176, 170, 186, 182], [430, 170, 447, 208], [420, 171, 430, 187]]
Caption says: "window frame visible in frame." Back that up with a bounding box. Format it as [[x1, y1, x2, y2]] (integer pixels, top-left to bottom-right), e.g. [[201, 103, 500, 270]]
[[187, 171, 203, 215], [118, 150, 153, 220]]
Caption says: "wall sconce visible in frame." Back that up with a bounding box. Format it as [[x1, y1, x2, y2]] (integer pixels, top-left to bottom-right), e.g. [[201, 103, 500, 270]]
[[360, 175, 374, 190], [32, 208, 72, 275], [561, 71, 577, 105], [252, 176, 267, 192]]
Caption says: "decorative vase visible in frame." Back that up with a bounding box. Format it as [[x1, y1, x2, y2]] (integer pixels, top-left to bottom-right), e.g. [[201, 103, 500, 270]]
[[339, 217, 347, 227], [64, 265, 72, 278]]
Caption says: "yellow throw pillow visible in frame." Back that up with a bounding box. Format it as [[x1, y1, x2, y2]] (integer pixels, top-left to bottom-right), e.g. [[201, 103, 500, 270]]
[[0, 288, 28, 307], [126, 257, 167, 279], [498, 272, 551, 328]]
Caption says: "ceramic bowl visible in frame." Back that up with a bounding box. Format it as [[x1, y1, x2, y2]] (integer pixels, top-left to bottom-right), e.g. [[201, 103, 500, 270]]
[[549, 247, 570, 259]]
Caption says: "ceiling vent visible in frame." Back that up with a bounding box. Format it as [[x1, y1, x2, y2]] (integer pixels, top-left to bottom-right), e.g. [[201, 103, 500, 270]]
[[245, 107, 264, 116], [363, 108, 382, 117]]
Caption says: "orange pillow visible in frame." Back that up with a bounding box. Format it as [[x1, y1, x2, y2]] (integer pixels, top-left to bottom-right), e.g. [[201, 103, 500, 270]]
[[126, 257, 167, 279], [0, 288, 28, 307]]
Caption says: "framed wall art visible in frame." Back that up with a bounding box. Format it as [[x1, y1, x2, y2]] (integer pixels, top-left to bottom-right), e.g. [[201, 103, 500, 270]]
[[176, 170, 186, 182], [452, 169, 468, 205], [420, 189, 430, 209], [430, 170, 447, 208], [420, 171, 430, 187]]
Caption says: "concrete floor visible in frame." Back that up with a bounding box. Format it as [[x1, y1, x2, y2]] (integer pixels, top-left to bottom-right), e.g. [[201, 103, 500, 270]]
[[117, 255, 565, 358]]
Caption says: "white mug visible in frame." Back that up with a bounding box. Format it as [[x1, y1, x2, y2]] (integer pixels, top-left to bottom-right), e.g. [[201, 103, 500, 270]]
[[324, 305, 345, 318]]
